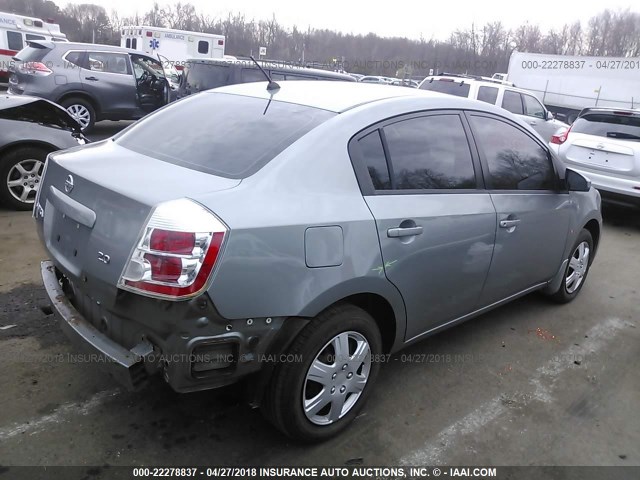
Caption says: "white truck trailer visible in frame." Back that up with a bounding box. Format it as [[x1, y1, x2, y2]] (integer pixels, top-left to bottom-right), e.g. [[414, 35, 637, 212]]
[[503, 51, 640, 123]]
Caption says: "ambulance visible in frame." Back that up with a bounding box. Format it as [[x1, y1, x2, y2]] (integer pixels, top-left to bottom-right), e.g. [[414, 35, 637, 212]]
[[120, 26, 225, 70], [0, 11, 67, 83]]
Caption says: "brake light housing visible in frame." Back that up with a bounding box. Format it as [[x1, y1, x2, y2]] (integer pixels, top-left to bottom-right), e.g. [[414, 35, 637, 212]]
[[551, 125, 572, 145], [118, 198, 227, 300], [18, 62, 53, 76]]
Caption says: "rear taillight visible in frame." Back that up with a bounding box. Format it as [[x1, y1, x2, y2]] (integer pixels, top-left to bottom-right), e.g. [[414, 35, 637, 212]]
[[18, 62, 53, 76], [118, 198, 227, 300], [551, 125, 572, 145]]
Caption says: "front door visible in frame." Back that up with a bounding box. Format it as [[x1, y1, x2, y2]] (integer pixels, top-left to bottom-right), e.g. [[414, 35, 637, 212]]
[[351, 112, 497, 341]]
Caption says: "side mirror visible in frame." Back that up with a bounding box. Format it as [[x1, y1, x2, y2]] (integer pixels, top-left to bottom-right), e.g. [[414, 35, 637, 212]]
[[546, 110, 554, 121], [565, 168, 591, 192]]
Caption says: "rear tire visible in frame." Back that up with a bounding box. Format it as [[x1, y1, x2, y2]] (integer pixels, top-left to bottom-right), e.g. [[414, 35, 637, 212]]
[[0, 146, 49, 211], [59, 97, 96, 133], [548, 229, 594, 304], [262, 304, 382, 442]]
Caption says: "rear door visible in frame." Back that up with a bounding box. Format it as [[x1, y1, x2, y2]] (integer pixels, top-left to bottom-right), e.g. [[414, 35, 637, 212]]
[[467, 112, 571, 306], [81, 51, 137, 114], [521, 93, 557, 141], [351, 111, 497, 341]]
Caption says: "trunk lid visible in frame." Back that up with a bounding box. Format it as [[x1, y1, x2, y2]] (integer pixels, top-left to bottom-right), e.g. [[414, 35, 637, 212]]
[[565, 134, 639, 176], [37, 140, 240, 306]]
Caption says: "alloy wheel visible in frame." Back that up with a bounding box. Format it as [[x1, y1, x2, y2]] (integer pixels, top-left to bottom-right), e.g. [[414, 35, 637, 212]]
[[6, 159, 44, 205]]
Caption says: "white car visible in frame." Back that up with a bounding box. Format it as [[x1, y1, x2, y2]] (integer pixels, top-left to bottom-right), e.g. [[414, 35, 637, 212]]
[[419, 74, 569, 142], [552, 107, 640, 208]]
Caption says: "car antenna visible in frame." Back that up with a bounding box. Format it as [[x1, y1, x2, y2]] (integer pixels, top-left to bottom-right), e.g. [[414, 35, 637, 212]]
[[250, 55, 280, 91]]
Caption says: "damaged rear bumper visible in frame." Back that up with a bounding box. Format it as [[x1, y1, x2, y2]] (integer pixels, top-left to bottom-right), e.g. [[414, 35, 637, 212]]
[[41, 260, 151, 390]]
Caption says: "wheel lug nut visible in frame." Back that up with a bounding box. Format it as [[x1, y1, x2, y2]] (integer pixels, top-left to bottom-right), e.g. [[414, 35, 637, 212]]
[[332, 373, 337, 379], [340, 386, 346, 393], [342, 364, 347, 370], [347, 372, 353, 379], [331, 387, 335, 394]]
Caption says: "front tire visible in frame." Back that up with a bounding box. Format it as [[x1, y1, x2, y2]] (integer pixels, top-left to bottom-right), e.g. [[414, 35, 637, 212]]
[[262, 304, 382, 442], [549, 229, 594, 303], [0, 146, 49, 211]]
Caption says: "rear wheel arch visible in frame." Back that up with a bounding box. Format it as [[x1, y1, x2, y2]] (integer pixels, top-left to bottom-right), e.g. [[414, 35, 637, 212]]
[[298, 280, 406, 353], [56, 92, 101, 116], [338, 293, 396, 353]]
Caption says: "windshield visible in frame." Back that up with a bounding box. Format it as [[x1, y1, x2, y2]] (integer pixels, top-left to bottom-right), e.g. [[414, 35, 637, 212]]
[[116, 92, 335, 178], [572, 113, 640, 142], [419, 79, 471, 97]]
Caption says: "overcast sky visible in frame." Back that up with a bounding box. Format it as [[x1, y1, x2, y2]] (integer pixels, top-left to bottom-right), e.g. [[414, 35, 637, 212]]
[[63, 0, 639, 40]]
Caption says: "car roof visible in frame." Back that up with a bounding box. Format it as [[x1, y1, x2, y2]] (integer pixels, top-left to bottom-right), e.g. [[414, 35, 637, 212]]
[[423, 75, 519, 90], [579, 107, 640, 117], [184, 58, 354, 80], [28, 40, 142, 55], [208, 80, 509, 114]]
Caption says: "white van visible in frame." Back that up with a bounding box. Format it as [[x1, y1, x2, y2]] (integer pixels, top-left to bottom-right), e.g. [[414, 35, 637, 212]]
[[0, 11, 67, 83], [120, 26, 225, 70]]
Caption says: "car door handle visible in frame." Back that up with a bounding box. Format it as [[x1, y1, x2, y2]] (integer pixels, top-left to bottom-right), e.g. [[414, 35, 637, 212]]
[[387, 226, 423, 238], [529, 120, 537, 126], [499, 219, 521, 228], [85, 76, 99, 81]]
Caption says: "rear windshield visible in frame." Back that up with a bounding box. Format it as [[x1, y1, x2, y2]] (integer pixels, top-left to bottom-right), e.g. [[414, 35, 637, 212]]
[[116, 92, 335, 178], [14, 45, 50, 62], [182, 62, 231, 93], [419, 79, 470, 97], [572, 114, 640, 142]]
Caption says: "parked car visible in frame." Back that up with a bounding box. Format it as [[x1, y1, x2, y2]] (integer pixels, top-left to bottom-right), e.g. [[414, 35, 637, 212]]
[[8, 41, 171, 132], [0, 94, 87, 210], [36, 81, 601, 442], [359, 75, 393, 84], [391, 78, 419, 88], [177, 58, 354, 98], [552, 107, 640, 208], [419, 74, 569, 142]]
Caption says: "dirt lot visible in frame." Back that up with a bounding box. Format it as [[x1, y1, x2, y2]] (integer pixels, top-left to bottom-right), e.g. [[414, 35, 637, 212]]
[[0, 199, 638, 473]]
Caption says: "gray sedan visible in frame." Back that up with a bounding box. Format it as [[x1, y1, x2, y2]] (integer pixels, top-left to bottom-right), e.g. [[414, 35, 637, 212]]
[[35, 81, 602, 441]]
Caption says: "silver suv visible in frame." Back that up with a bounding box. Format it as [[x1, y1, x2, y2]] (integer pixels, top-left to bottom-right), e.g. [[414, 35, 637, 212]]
[[36, 81, 601, 441], [553, 107, 640, 208], [419, 74, 569, 141], [9, 41, 170, 132]]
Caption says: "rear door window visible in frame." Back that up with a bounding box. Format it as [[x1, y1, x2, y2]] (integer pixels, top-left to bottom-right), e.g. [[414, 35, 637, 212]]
[[7, 31, 23, 51], [469, 115, 556, 190], [382, 114, 477, 190], [116, 92, 336, 178], [501, 90, 524, 115], [88, 52, 131, 74], [477, 86, 498, 105], [359, 130, 391, 190]]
